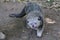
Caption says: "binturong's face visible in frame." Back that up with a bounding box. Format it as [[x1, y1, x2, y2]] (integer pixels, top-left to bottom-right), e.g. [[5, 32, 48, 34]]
[[27, 17, 42, 29]]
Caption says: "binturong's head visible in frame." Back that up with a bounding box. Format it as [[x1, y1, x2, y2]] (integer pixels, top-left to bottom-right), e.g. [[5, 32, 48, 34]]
[[27, 16, 43, 29]]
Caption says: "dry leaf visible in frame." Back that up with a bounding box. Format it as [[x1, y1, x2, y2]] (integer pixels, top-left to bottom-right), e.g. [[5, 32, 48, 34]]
[[45, 18, 56, 24]]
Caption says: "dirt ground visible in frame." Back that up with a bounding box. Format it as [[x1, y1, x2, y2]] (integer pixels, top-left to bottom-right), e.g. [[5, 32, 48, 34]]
[[0, 1, 60, 40]]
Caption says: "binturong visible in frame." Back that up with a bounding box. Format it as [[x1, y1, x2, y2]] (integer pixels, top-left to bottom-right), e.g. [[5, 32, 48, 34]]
[[9, 2, 44, 37]]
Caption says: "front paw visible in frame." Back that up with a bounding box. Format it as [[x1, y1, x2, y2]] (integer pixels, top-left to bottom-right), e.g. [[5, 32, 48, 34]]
[[37, 30, 43, 37], [37, 32, 42, 37]]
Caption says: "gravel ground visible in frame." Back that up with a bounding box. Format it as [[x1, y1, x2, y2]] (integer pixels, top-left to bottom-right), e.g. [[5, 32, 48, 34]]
[[0, 2, 60, 40]]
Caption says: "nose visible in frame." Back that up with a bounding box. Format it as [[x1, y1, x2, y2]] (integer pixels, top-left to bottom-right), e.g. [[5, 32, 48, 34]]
[[32, 25, 34, 27], [32, 25, 37, 28]]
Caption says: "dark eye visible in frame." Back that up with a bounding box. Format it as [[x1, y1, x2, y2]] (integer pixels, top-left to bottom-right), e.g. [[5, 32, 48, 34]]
[[26, 21, 29, 23], [38, 16, 41, 20], [38, 18, 41, 20]]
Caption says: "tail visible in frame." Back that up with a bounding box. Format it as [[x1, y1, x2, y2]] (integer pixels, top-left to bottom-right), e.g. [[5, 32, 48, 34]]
[[9, 6, 26, 18]]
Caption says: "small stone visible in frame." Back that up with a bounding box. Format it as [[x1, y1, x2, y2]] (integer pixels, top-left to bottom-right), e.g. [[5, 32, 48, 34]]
[[58, 32, 60, 34], [48, 0, 50, 1], [22, 30, 25, 33], [17, 0, 21, 2], [46, 32, 49, 35], [0, 32, 5, 39]]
